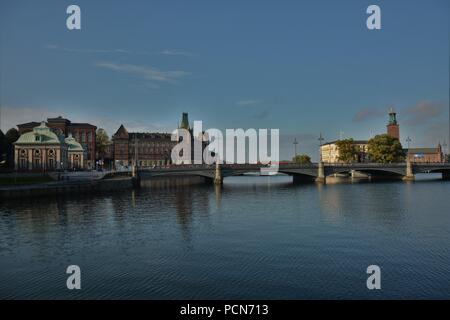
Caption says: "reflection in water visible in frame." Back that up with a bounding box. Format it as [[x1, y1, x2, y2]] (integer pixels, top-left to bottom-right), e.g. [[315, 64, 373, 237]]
[[0, 174, 449, 299], [214, 183, 222, 208]]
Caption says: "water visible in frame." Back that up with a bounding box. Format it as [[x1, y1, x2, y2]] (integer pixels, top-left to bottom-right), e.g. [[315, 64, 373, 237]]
[[0, 175, 449, 299]]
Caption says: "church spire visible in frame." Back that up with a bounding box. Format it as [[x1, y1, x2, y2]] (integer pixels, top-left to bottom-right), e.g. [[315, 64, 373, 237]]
[[179, 112, 190, 130]]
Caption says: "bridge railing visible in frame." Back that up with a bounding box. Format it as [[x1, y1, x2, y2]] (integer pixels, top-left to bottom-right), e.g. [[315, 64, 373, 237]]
[[137, 162, 450, 172]]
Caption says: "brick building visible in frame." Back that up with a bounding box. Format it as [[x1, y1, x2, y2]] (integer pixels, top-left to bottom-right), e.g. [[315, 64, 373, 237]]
[[112, 113, 209, 168], [386, 108, 400, 140], [112, 125, 176, 168], [405, 144, 443, 163], [17, 116, 97, 168]]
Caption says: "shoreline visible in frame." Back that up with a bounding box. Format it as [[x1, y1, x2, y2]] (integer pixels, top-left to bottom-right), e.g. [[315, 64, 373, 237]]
[[0, 176, 133, 199]]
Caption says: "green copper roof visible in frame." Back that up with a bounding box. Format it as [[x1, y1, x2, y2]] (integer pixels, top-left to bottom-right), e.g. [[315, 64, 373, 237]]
[[14, 122, 61, 145], [65, 134, 84, 152], [180, 112, 190, 130]]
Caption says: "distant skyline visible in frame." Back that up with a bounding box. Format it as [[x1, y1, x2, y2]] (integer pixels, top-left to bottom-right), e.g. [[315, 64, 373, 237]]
[[0, 0, 448, 160]]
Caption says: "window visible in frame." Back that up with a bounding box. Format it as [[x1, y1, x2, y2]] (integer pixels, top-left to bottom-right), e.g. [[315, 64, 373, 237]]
[[20, 158, 27, 169]]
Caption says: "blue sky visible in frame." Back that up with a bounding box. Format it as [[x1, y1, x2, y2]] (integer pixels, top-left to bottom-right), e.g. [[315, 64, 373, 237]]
[[0, 0, 448, 160]]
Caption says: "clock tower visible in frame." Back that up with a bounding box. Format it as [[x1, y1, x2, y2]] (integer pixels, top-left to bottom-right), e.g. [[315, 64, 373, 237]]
[[387, 108, 400, 140]]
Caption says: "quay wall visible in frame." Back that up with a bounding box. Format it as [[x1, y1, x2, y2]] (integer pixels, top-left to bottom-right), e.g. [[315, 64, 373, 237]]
[[0, 177, 133, 199]]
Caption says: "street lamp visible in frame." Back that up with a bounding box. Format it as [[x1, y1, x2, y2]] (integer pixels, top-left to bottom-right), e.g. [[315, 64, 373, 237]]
[[443, 141, 447, 163], [293, 138, 298, 158], [405, 136, 412, 163], [406, 136, 412, 150], [318, 133, 324, 162]]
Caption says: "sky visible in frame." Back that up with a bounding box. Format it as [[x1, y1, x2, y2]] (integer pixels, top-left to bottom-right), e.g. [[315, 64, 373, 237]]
[[0, 0, 448, 160]]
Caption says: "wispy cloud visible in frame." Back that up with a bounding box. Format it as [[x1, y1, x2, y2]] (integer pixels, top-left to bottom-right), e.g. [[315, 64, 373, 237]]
[[45, 44, 196, 57], [160, 49, 195, 57], [352, 100, 447, 125], [402, 100, 446, 125], [0, 106, 172, 135], [236, 99, 263, 106], [352, 107, 384, 122], [45, 44, 132, 54], [95, 62, 190, 85], [0, 106, 62, 131]]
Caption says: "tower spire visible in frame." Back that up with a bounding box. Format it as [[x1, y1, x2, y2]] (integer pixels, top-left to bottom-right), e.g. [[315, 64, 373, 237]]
[[386, 107, 400, 139]]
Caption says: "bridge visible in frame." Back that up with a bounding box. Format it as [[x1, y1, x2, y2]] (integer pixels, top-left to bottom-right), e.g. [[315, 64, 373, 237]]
[[137, 162, 450, 184]]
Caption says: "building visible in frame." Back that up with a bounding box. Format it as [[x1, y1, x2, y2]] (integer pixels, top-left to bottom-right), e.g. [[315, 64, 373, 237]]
[[112, 112, 208, 168], [320, 140, 368, 163], [320, 109, 400, 163], [112, 125, 176, 168], [173, 112, 208, 164], [17, 116, 97, 168], [405, 144, 443, 163], [386, 108, 400, 140], [13, 122, 85, 171]]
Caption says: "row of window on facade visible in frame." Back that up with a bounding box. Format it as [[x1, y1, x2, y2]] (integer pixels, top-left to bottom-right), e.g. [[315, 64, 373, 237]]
[[16, 148, 83, 171], [13, 122, 86, 171], [128, 147, 172, 154], [70, 131, 93, 144], [116, 159, 171, 167]]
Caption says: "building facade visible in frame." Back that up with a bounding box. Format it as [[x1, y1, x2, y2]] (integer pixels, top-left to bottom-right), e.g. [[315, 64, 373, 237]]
[[112, 125, 176, 168], [320, 140, 368, 163], [320, 109, 400, 163], [14, 122, 85, 171], [406, 145, 443, 163], [173, 112, 208, 164], [112, 113, 208, 168], [17, 116, 97, 168]]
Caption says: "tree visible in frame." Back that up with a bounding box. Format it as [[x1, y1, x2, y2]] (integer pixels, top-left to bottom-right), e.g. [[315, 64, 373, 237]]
[[367, 134, 405, 163], [5, 128, 19, 144], [96, 128, 110, 159], [4, 128, 19, 168], [336, 138, 359, 163], [293, 154, 312, 164], [0, 130, 6, 167]]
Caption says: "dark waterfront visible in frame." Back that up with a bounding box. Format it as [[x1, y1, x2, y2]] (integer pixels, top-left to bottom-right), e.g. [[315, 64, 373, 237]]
[[0, 175, 449, 299]]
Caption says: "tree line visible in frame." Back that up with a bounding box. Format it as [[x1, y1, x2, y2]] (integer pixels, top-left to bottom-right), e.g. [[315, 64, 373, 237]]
[[292, 134, 410, 164]]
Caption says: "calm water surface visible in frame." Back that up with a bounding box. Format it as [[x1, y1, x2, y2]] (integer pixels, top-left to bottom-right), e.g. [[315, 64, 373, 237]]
[[0, 175, 449, 299]]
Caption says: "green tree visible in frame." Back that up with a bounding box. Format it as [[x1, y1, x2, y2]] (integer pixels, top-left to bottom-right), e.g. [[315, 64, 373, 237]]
[[96, 128, 110, 159], [4, 128, 19, 168], [5, 128, 19, 144], [367, 134, 405, 163], [0, 130, 6, 167], [293, 154, 312, 164], [336, 138, 359, 163]]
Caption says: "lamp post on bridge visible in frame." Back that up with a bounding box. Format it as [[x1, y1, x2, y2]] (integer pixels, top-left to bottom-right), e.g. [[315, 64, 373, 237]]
[[293, 138, 298, 159], [443, 141, 448, 163], [318, 133, 324, 162], [406, 136, 412, 161], [316, 133, 325, 183]]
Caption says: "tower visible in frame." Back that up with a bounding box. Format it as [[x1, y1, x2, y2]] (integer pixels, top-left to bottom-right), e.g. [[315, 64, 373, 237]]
[[179, 112, 190, 130], [386, 108, 400, 140]]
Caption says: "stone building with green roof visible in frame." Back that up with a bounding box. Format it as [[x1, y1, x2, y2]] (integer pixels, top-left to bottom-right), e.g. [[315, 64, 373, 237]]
[[13, 122, 85, 171]]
